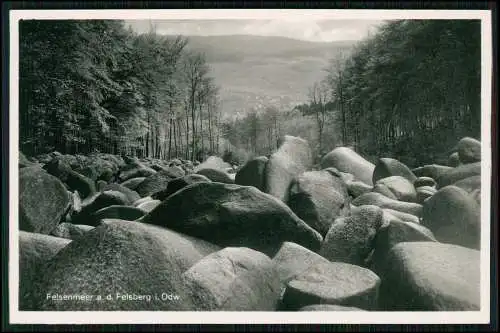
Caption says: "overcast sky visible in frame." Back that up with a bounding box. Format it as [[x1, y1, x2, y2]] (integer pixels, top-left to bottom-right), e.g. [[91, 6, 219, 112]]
[[125, 19, 386, 42]]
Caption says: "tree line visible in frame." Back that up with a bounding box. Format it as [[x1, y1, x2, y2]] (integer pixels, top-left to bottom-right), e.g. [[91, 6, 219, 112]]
[[20, 19, 482, 168], [19, 20, 222, 161], [306, 19, 482, 167]]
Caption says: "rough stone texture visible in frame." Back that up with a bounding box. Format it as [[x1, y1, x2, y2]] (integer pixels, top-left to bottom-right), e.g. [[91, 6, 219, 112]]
[[452, 175, 481, 194], [371, 219, 436, 275], [412, 164, 453, 181], [471, 188, 481, 206], [50, 223, 95, 240], [422, 185, 480, 249], [287, 170, 350, 235], [183, 247, 281, 311], [234, 156, 268, 191], [298, 304, 367, 311], [456, 137, 481, 164], [45, 159, 97, 199], [142, 182, 322, 257], [282, 261, 380, 310], [134, 169, 180, 198], [352, 192, 423, 217], [372, 183, 398, 200], [382, 208, 420, 225], [103, 183, 141, 203], [132, 196, 153, 207], [196, 168, 234, 184], [168, 165, 186, 178], [378, 242, 480, 311], [194, 156, 231, 173], [22, 219, 221, 311], [320, 147, 375, 186], [416, 186, 437, 204], [414, 177, 436, 188], [373, 176, 417, 202], [91, 205, 146, 225], [136, 199, 161, 213], [96, 180, 108, 192], [346, 180, 373, 198], [71, 190, 131, 225], [118, 163, 156, 183], [436, 162, 481, 189], [151, 174, 212, 202], [120, 177, 146, 191], [272, 242, 331, 283], [19, 231, 72, 310], [265, 135, 313, 202], [20, 166, 71, 235], [448, 152, 461, 167], [319, 205, 385, 266], [19, 152, 36, 168], [373, 158, 417, 184]]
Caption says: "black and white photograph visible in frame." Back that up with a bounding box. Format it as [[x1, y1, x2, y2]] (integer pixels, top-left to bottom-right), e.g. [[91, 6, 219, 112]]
[[7, 8, 494, 325]]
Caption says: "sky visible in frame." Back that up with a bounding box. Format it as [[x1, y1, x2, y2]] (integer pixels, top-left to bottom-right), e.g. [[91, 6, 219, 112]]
[[125, 19, 386, 42]]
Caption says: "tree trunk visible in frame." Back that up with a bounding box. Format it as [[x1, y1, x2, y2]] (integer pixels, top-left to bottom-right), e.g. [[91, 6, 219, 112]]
[[174, 118, 179, 158], [191, 93, 196, 161], [185, 103, 190, 160], [199, 101, 201, 154], [168, 118, 173, 159]]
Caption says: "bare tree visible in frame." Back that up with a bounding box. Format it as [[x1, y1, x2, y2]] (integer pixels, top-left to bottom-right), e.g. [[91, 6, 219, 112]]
[[307, 80, 330, 154], [326, 51, 349, 145], [183, 51, 209, 161]]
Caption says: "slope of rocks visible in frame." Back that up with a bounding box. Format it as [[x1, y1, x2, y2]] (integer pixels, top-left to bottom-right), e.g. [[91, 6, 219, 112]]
[[18, 135, 483, 311]]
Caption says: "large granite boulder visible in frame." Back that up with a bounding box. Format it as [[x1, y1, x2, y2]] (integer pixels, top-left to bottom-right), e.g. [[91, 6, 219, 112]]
[[21, 219, 220, 311], [43, 158, 97, 198], [373, 158, 417, 184], [281, 261, 380, 310], [272, 242, 331, 284], [142, 182, 322, 257], [422, 185, 480, 249], [378, 242, 480, 311], [183, 247, 281, 311], [102, 183, 141, 204], [287, 170, 350, 235], [196, 168, 234, 184], [120, 177, 146, 191], [265, 135, 313, 202], [373, 176, 417, 202], [436, 162, 481, 189], [118, 160, 156, 182], [319, 205, 386, 266], [235, 156, 268, 191], [50, 223, 95, 240], [320, 147, 374, 186], [412, 164, 453, 180], [19, 166, 71, 235], [19, 231, 71, 310], [352, 192, 423, 217], [134, 169, 180, 198], [455, 137, 481, 164], [71, 190, 132, 225], [371, 219, 436, 275], [151, 174, 212, 202]]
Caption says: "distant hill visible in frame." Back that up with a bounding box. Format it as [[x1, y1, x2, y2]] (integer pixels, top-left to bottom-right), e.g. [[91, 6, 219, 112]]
[[174, 35, 357, 119]]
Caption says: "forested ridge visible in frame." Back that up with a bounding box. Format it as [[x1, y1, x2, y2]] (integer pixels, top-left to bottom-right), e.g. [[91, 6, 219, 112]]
[[19, 19, 481, 168]]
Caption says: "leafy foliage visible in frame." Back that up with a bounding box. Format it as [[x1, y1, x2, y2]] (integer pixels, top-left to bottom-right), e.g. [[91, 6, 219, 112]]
[[327, 19, 481, 166], [20, 20, 221, 160]]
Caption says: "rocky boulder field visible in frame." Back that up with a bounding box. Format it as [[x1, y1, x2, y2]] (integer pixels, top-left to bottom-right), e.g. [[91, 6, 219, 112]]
[[18, 135, 483, 311]]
